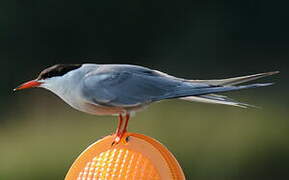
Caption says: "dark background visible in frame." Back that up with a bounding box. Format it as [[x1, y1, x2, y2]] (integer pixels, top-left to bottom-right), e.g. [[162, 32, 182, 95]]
[[0, 0, 288, 179]]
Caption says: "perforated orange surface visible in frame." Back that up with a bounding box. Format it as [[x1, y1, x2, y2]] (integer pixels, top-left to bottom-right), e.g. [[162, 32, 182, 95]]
[[65, 132, 185, 180], [77, 148, 160, 179]]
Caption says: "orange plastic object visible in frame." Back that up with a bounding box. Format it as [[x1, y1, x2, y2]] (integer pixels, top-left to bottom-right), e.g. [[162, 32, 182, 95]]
[[65, 132, 185, 180]]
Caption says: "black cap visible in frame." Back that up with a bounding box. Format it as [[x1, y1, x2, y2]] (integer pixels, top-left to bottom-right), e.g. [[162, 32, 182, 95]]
[[37, 64, 82, 80]]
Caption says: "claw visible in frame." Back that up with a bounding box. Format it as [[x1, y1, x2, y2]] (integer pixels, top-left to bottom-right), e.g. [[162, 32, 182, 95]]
[[111, 132, 127, 146]]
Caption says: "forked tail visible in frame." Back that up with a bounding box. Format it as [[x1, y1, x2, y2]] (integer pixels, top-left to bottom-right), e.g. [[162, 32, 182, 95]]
[[181, 71, 279, 107]]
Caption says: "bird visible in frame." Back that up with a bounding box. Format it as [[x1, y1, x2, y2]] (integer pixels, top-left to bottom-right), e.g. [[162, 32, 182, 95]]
[[14, 64, 278, 144]]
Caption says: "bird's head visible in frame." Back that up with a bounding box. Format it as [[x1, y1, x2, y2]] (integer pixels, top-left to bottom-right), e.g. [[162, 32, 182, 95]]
[[14, 64, 82, 91]]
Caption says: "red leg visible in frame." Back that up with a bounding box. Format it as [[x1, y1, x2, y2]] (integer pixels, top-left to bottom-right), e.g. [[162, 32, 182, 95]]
[[112, 113, 130, 145], [115, 114, 123, 136], [123, 113, 130, 133]]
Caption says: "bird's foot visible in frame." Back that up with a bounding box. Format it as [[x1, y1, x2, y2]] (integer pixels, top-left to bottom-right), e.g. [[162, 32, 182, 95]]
[[111, 131, 128, 146]]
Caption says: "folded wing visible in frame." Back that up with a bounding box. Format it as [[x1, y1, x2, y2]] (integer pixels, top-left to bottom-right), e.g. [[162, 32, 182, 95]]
[[81, 67, 278, 107]]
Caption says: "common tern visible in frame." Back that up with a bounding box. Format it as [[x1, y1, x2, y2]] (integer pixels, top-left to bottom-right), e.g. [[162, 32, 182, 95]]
[[14, 64, 278, 144]]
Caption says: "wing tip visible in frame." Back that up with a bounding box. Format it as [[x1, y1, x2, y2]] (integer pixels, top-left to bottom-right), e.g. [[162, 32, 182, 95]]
[[266, 71, 280, 75]]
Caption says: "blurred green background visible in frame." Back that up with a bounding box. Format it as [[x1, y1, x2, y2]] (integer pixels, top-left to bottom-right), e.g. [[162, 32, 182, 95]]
[[1, 0, 288, 179]]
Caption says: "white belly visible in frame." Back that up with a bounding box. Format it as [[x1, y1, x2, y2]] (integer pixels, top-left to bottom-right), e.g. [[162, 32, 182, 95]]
[[76, 102, 149, 116]]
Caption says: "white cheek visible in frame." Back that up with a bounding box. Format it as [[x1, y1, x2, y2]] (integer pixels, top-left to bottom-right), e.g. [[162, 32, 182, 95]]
[[38, 77, 83, 108], [40, 77, 63, 92]]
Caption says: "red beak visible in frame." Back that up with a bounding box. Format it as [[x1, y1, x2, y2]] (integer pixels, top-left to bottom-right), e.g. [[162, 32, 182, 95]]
[[14, 80, 42, 91]]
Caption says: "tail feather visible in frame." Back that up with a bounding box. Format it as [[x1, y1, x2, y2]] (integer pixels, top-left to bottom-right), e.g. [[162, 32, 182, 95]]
[[181, 94, 256, 108], [189, 71, 279, 86], [179, 71, 279, 107]]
